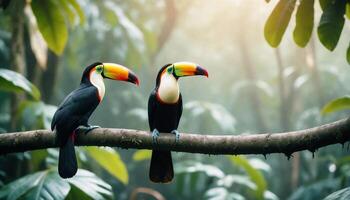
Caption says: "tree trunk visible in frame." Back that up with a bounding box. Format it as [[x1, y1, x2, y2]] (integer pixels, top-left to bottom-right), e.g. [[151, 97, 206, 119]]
[[10, 0, 26, 131], [305, 37, 323, 108], [275, 47, 295, 197], [275, 48, 289, 131], [40, 50, 59, 103]]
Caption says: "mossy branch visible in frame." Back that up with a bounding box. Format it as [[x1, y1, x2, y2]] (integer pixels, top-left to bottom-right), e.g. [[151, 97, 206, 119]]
[[0, 118, 350, 156]]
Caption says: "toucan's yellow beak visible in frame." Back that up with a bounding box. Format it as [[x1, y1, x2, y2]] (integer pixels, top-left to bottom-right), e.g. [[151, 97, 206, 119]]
[[102, 63, 139, 86], [173, 62, 209, 78]]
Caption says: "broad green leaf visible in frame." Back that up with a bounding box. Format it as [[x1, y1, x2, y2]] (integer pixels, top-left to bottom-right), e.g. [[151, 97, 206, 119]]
[[323, 187, 350, 200], [65, 185, 92, 200], [205, 187, 245, 200], [176, 162, 225, 179], [293, 0, 314, 47], [228, 156, 266, 200], [0, 170, 70, 200], [347, 42, 350, 64], [319, 0, 333, 11], [217, 174, 256, 189], [289, 178, 340, 200], [85, 147, 129, 185], [321, 96, 350, 115], [23, 171, 70, 200], [67, 169, 113, 200], [264, 0, 296, 47], [132, 149, 152, 161], [317, 0, 346, 51], [0, 171, 43, 200], [31, 0, 68, 55], [0, 69, 40, 100]]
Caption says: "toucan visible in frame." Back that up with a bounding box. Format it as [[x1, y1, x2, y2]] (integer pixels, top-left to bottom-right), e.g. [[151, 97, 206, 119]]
[[51, 62, 139, 179], [148, 62, 208, 183]]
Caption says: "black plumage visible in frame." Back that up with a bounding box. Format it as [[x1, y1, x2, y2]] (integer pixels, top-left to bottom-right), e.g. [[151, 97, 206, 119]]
[[148, 64, 183, 183], [51, 62, 101, 178]]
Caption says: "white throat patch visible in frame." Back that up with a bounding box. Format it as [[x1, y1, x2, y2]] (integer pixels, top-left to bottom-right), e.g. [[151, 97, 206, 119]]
[[90, 70, 105, 101], [158, 73, 179, 103]]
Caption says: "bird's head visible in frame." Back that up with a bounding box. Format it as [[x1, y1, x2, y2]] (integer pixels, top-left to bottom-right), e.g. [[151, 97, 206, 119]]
[[155, 62, 208, 104], [156, 62, 208, 86], [82, 62, 139, 85]]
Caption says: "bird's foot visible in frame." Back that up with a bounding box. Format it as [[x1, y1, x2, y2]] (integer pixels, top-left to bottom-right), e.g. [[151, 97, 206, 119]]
[[171, 130, 180, 143], [152, 129, 160, 144], [76, 125, 100, 135]]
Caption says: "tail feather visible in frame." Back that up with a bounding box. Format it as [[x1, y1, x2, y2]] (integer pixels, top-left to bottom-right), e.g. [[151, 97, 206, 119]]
[[58, 137, 77, 178], [149, 150, 173, 183]]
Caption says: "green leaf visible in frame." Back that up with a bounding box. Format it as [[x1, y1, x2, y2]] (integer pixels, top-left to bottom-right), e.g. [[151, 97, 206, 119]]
[[24, 171, 70, 200], [175, 162, 225, 179], [205, 187, 245, 200], [264, 0, 296, 47], [317, 0, 346, 51], [217, 174, 256, 189], [85, 147, 129, 185], [0, 171, 43, 200], [0, 170, 70, 200], [132, 149, 152, 161], [319, 0, 333, 11], [293, 0, 314, 47], [67, 169, 113, 200], [0, 69, 40, 100], [65, 185, 92, 200], [228, 156, 267, 200], [289, 178, 341, 200], [323, 187, 350, 200], [321, 96, 350, 115], [31, 0, 68, 55]]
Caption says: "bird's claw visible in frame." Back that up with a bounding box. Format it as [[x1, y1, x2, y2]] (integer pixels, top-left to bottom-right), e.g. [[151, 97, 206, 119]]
[[171, 130, 180, 143], [152, 129, 160, 144], [76, 125, 100, 135]]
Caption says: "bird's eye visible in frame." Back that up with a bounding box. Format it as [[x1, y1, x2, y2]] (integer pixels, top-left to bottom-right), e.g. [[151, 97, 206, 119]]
[[96, 65, 103, 73], [167, 66, 174, 74]]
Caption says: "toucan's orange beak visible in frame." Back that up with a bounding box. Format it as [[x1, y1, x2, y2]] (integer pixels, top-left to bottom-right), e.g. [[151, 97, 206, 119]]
[[173, 62, 209, 78], [102, 63, 139, 86]]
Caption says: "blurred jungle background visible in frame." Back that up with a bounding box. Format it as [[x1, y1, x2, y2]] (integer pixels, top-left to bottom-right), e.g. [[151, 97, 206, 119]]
[[1, 0, 350, 199]]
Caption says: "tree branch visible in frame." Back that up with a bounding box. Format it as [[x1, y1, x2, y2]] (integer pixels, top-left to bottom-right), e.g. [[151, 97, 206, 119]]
[[0, 118, 350, 156]]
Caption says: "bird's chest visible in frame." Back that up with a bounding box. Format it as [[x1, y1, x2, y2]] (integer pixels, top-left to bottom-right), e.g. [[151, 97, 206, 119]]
[[157, 74, 179, 104], [90, 71, 105, 101]]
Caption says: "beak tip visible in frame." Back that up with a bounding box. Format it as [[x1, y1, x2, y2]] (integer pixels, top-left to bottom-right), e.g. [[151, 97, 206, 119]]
[[196, 65, 209, 77], [128, 72, 140, 86], [204, 71, 209, 78]]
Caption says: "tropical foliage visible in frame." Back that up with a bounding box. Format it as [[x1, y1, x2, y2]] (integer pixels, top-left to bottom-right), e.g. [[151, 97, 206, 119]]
[[0, 0, 350, 199]]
